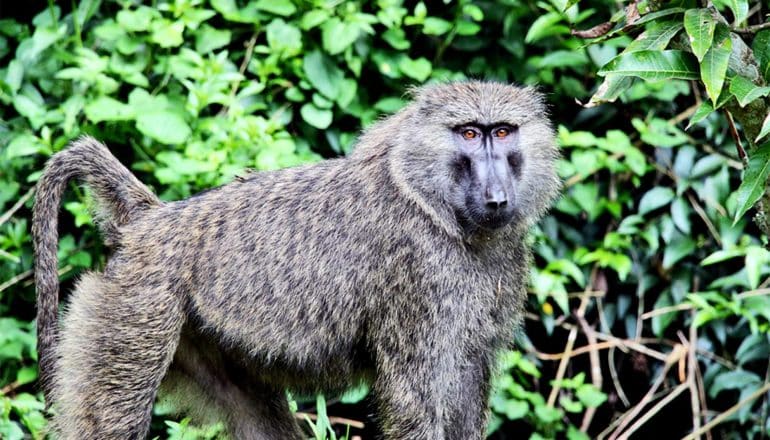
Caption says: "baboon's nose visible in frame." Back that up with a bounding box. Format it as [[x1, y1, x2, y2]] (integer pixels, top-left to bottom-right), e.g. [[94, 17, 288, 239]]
[[484, 188, 508, 211]]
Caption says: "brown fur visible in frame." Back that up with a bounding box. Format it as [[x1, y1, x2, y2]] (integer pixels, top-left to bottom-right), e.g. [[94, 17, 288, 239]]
[[33, 81, 560, 439]]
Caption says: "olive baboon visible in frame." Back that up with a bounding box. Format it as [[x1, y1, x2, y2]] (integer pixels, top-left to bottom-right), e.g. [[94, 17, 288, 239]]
[[33, 81, 560, 439]]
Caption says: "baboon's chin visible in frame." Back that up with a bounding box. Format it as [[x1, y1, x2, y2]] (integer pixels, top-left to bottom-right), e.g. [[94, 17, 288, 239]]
[[457, 208, 518, 232]]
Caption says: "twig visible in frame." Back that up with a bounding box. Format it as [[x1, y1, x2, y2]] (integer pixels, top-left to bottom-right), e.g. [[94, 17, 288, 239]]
[[724, 110, 747, 162], [607, 346, 685, 440], [609, 347, 630, 407], [687, 193, 722, 245], [577, 314, 602, 432], [0, 380, 21, 395], [733, 22, 770, 35], [294, 412, 365, 429], [641, 303, 693, 320], [688, 312, 702, 439], [0, 269, 33, 293], [547, 267, 597, 407], [218, 33, 258, 117], [617, 382, 689, 440], [682, 381, 770, 440], [0, 187, 34, 227]]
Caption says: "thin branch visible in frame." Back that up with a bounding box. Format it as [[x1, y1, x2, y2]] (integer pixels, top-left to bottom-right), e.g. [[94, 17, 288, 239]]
[[682, 381, 770, 440], [609, 347, 630, 407], [733, 21, 770, 35], [641, 303, 693, 320], [577, 314, 602, 432], [547, 267, 597, 407], [688, 313, 702, 439], [295, 412, 365, 429], [617, 382, 689, 440], [218, 33, 258, 117], [724, 110, 747, 162], [607, 346, 685, 440], [0, 187, 34, 227]]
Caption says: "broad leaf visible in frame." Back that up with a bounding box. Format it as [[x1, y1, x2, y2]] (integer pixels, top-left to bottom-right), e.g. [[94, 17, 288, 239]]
[[684, 8, 716, 61], [686, 100, 713, 129], [639, 187, 675, 215], [303, 51, 344, 99], [586, 75, 634, 107], [398, 57, 432, 82], [729, 75, 770, 107], [754, 30, 770, 81], [625, 21, 683, 53], [598, 50, 698, 81], [728, 0, 749, 25], [734, 141, 770, 224], [757, 112, 770, 142], [300, 103, 333, 129], [84, 96, 135, 122], [700, 26, 731, 105], [135, 110, 191, 144], [254, 0, 296, 16]]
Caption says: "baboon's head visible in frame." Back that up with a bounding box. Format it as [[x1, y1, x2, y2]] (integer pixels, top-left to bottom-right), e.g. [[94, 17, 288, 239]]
[[389, 81, 560, 234]]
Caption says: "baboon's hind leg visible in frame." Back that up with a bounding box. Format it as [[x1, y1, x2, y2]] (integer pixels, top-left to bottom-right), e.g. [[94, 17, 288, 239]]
[[159, 333, 306, 439], [51, 273, 184, 440]]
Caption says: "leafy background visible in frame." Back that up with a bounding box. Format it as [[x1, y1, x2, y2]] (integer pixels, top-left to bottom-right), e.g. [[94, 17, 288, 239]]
[[1, 0, 770, 439]]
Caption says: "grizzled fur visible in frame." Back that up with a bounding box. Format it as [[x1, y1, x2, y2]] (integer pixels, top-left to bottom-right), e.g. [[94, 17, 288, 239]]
[[33, 81, 560, 439]]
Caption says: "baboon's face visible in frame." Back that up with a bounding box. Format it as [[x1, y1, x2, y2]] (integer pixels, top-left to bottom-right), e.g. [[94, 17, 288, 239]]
[[450, 123, 521, 230]]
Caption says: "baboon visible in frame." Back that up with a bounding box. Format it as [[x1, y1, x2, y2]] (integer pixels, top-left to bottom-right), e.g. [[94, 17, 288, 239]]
[[33, 81, 560, 439]]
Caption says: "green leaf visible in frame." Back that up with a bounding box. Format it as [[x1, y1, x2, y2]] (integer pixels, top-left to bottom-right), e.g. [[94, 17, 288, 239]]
[[576, 384, 607, 408], [700, 26, 732, 105], [300, 103, 333, 129], [303, 51, 344, 100], [625, 21, 683, 53], [734, 141, 770, 223], [727, 0, 749, 25], [135, 110, 191, 144], [598, 50, 699, 81], [84, 96, 135, 122], [116, 7, 157, 32], [663, 235, 696, 269], [322, 18, 360, 55], [398, 57, 432, 82], [150, 19, 184, 48], [5, 134, 45, 159], [300, 10, 330, 30], [422, 17, 452, 36], [757, 112, 770, 142], [525, 12, 567, 43], [15, 365, 37, 385], [587, 75, 635, 106], [671, 197, 691, 234], [745, 247, 769, 289], [195, 24, 231, 54], [753, 30, 770, 81], [709, 369, 761, 397], [686, 100, 713, 129], [383, 28, 410, 50], [266, 19, 302, 56], [339, 384, 369, 404], [254, 0, 296, 16], [639, 187, 674, 215], [730, 75, 770, 107], [684, 8, 716, 61]]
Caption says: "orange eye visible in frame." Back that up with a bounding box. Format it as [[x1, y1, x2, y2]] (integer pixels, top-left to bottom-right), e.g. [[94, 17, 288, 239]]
[[495, 128, 509, 138], [462, 129, 477, 139]]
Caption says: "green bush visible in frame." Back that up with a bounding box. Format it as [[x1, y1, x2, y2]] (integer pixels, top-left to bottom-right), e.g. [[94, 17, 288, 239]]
[[1, 0, 770, 439]]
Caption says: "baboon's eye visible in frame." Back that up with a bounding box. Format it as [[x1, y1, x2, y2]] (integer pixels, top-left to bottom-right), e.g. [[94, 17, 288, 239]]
[[494, 128, 509, 138], [462, 129, 477, 140]]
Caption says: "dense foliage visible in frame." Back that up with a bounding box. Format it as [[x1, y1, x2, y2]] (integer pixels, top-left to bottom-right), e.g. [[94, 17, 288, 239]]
[[1, 0, 770, 438]]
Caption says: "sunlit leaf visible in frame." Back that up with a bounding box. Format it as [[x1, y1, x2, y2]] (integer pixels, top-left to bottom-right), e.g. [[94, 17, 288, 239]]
[[598, 50, 699, 81], [684, 8, 716, 61]]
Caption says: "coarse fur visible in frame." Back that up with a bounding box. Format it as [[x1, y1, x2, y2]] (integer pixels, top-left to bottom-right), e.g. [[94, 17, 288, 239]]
[[33, 81, 560, 439]]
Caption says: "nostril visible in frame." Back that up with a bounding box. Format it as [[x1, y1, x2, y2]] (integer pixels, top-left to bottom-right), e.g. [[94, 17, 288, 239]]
[[486, 200, 507, 210]]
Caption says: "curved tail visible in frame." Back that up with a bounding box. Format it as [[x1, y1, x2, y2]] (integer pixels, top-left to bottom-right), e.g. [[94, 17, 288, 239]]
[[32, 136, 160, 403]]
